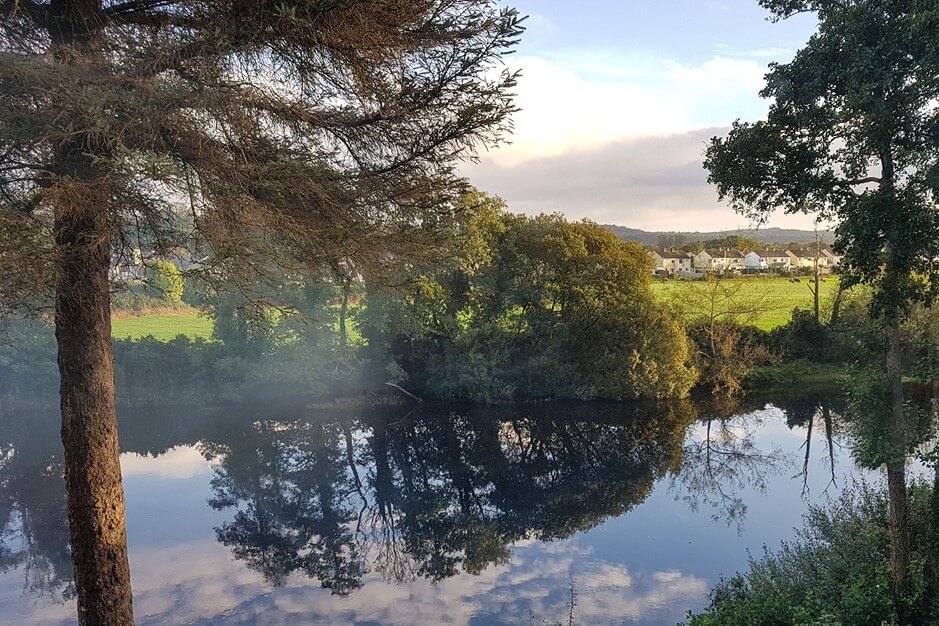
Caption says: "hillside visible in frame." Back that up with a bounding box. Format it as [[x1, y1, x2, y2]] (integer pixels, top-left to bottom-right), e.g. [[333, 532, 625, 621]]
[[602, 225, 834, 246]]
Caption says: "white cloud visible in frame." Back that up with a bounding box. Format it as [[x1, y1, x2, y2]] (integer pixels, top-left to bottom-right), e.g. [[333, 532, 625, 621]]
[[121, 446, 212, 480], [465, 128, 822, 231], [491, 52, 769, 166], [0, 538, 710, 625]]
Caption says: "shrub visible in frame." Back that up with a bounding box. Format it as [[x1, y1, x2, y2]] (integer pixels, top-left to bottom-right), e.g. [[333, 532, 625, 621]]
[[770, 309, 833, 362], [684, 481, 939, 626], [146, 260, 184, 303]]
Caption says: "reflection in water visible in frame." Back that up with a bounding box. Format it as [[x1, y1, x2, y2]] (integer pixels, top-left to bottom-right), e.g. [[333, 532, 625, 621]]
[[201, 402, 694, 593], [672, 400, 786, 526], [0, 416, 73, 601], [0, 391, 857, 622]]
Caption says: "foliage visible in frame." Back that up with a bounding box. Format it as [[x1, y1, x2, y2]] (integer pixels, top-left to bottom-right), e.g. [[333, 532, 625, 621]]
[[671, 276, 775, 395], [146, 260, 184, 304], [744, 361, 846, 388], [110, 285, 178, 314], [0, 0, 524, 310], [826, 287, 939, 378], [684, 481, 939, 626], [360, 193, 697, 402], [770, 309, 833, 362], [843, 371, 937, 470], [0, 319, 58, 400], [705, 0, 939, 320]]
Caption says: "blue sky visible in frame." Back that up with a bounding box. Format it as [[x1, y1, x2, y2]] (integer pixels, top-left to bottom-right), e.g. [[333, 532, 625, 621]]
[[463, 1, 822, 231]]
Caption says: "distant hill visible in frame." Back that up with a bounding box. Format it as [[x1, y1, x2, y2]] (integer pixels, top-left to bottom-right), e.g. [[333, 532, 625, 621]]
[[602, 225, 834, 247]]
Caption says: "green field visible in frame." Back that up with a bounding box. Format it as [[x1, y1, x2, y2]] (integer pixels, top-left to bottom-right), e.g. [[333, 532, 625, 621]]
[[651, 277, 840, 330], [111, 312, 215, 341], [111, 279, 830, 341]]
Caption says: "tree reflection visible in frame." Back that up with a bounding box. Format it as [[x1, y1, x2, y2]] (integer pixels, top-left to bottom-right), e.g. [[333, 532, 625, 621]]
[[0, 390, 852, 605], [0, 416, 73, 601], [200, 401, 695, 592], [672, 395, 789, 528], [777, 393, 845, 496], [203, 421, 363, 594]]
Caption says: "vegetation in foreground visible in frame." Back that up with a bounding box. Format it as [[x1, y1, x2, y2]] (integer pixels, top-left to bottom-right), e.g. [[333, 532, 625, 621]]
[[684, 480, 939, 626]]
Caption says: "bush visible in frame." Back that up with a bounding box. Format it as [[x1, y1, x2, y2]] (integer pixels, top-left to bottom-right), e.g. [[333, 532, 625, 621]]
[[684, 481, 939, 626], [146, 260, 184, 303], [111, 283, 174, 313], [770, 309, 833, 362]]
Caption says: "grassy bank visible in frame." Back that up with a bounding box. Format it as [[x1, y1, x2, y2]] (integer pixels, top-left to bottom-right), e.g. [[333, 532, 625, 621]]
[[652, 277, 840, 330], [745, 361, 848, 388], [111, 311, 214, 341]]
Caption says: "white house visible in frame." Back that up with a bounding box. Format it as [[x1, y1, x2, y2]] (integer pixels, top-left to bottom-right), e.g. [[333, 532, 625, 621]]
[[651, 249, 693, 274], [744, 250, 792, 272], [821, 249, 843, 269], [694, 249, 745, 272], [109, 247, 144, 281], [786, 249, 819, 270]]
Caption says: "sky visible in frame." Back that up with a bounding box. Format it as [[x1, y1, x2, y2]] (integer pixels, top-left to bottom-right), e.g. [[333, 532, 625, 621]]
[[462, 0, 822, 232]]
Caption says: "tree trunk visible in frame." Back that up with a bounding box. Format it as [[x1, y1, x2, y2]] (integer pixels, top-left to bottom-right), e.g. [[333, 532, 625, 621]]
[[55, 197, 135, 625], [830, 284, 845, 326], [339, 279, 349, 348], [813, 258, 820, 323], [885, 320, 910, 614]]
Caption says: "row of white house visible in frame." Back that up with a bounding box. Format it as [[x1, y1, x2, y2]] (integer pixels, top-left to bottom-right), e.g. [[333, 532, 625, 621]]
[[651, 248, 843, 275]]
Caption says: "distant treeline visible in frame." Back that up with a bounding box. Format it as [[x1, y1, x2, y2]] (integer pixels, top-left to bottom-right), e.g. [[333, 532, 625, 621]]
[[602, 225, 835, 248]]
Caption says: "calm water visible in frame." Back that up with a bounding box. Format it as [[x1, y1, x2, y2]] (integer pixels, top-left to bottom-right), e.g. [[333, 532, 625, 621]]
[[0, 391, 887, 625]]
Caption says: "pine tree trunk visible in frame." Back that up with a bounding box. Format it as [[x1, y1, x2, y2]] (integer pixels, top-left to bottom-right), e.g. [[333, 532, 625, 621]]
[[339, 280, 349, 348], [55, 198, 135, 625], [885, 320, 910, 614]]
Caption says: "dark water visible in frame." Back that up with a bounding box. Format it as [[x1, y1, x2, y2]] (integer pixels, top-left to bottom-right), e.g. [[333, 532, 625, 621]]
[[0, 391, 893, 625]]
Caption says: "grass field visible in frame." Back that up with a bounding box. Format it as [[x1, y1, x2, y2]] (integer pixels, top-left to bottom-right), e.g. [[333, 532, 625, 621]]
[[111, 312, 214, 341], [110, 278, 833, 341], [651, 277, 840, 330]]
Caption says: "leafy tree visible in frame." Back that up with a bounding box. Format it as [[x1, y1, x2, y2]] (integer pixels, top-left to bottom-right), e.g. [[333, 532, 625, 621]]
[[362, 193, 696, 401], [672, 275, 774, 395], [146, 260, 183, 304], [0, 1, 522, 622], [657, 232, 688, 249], [704, 0, 939, 608]]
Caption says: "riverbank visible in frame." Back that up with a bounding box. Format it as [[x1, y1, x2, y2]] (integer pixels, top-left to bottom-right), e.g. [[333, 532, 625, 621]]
[[745, 361, 849, 388]]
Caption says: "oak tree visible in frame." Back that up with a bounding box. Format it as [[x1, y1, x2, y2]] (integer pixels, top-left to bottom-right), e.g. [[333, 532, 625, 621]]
[[705, 0, 938, 610]]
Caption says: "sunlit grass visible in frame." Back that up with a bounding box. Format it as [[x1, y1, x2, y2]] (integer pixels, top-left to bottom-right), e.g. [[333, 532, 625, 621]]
[[111, 312, 215, 341], [651, 277, 841, 331]]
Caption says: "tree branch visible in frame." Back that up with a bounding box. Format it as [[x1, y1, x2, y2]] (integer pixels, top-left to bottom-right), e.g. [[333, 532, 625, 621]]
[[1, 0, 49, 26]]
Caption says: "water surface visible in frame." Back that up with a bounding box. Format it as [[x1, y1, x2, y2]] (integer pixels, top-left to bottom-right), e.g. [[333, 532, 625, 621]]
[[0, 391, 883, 625]]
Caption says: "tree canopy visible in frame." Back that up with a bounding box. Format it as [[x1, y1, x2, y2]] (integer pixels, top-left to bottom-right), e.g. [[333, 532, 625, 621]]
[[362, 192, 697, 401], [0, 0, 523, 305], [705, 0, 938, 317]]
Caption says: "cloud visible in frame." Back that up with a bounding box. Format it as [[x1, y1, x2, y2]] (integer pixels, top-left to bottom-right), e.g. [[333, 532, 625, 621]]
[[121, 446, 212, 480], [466, 127, 822, 231], [0, 538, 709, 626], [489, 53, 769, 166], [466, 48, 829, 230]]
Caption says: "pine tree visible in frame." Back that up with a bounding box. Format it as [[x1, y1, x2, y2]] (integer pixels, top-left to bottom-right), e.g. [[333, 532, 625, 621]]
[[0, 2, 522, 623]]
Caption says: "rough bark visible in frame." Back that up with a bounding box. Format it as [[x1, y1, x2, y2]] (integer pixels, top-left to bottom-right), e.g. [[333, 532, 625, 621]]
[[813, 257, 820, 323], [54, 180, 135, 625], [46, 2, 135, 623]]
